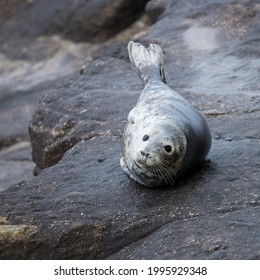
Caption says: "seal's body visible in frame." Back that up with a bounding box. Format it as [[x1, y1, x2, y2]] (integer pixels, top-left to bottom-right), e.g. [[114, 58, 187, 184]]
[[120, 41, 211, 187]]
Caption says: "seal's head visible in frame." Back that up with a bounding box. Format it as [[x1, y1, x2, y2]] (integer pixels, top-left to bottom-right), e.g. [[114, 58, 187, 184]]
[[123, 121, 187, 187]]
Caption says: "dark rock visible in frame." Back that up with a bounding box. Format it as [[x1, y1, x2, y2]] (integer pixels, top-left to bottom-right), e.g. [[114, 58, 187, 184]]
[[101, 42, 129, 61], [28, 57, 139, 174], [108, 206, 260, 259], [0, 36, 102, 93], [0, 0, 150, 192], [0, 0, 149, 60], [145, 0, 169, 24], [0, 137, 259, 259], [0, 0, 259, 259], [0, 38, 95, 190]]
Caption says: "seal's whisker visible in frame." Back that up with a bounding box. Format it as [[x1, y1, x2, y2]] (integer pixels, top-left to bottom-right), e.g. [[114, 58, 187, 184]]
[[161, 163, 176, 179], [151, 166, 163, 184], [161, 163, 175, 174], [152, 166, 161, 182], [158, 165, 173, 187], [159, 165, 175, 187], [150, 166, 160, 181], [164, 168, 175, 187], [161, 168, 173, 187], [155, 166, 167, 185]]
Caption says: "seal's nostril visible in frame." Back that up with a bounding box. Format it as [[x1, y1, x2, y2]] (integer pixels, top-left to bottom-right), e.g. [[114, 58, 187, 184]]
[[141, 151, 150, 157]]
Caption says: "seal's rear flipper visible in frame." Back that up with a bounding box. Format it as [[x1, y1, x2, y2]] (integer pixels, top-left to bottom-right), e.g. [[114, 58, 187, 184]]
[[128, 41, 166, 85]]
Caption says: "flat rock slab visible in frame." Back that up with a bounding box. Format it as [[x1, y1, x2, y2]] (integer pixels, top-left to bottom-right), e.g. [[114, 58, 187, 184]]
[[0, 0, 259, 259], [0, 137, 259, 259]]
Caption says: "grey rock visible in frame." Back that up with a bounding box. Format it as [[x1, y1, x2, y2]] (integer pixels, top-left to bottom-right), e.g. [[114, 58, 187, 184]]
[[0, 142, 34, 192], [145, 0, 169, 24], [0, 0, 149, 194], [108, 139, 260, 259], [0, 0, 259, 259], [0, 36, 101, 93], [108, 206, 260, 260], [0, 0, 149, 91], [0, 0, 149, 59], [29, 56, 139, 174], [0, 137, 259, 259], [0, 161, 34, 192], [0, 85, 52, 148]]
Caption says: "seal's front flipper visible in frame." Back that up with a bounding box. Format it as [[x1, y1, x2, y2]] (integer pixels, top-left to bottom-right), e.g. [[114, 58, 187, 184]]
[[127, 41, 166, 85]]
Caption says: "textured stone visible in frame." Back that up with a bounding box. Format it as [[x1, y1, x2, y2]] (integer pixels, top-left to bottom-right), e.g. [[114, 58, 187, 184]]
[[108, 206, 260, 260], [0, 136, 259, 259], [0, 0, 259, 260], [0, 0, 149, 193], [0, 0, 149, 59], [0, 225, 38, 240], [28, 56, 138, 174]]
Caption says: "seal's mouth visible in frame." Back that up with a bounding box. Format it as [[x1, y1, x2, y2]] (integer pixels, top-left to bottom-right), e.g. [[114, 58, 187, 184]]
[[135, 155, 157, 168], [134, 161, 175, 187]]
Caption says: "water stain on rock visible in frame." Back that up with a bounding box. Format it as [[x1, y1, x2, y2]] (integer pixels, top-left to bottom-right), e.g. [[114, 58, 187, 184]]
[[183, 25, 221, 50]]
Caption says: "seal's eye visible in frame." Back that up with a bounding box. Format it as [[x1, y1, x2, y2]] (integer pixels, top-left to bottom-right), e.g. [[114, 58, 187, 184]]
[[143, 135, 149, 141], [164, 145, 172, 153]]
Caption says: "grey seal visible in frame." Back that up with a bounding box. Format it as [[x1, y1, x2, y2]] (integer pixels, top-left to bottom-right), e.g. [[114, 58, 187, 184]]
[[120, 41, 211, 188]]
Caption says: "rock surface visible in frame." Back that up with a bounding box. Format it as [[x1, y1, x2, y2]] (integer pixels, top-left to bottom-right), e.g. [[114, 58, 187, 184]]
[[0, 0, 148, 191], [0, 0, 259, 259], [0, 0, 149, 56]]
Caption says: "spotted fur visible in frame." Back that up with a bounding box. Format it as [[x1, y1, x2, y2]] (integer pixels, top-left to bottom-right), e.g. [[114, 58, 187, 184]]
[[120, 41, 211, 188]]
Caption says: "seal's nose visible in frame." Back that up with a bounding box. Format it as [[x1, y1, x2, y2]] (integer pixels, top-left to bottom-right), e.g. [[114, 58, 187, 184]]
[[141, 151, 150, 157]]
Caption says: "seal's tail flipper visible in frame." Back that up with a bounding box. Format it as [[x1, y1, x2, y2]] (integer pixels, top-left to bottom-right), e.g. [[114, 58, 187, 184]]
[[128, 41, 166, 85]]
